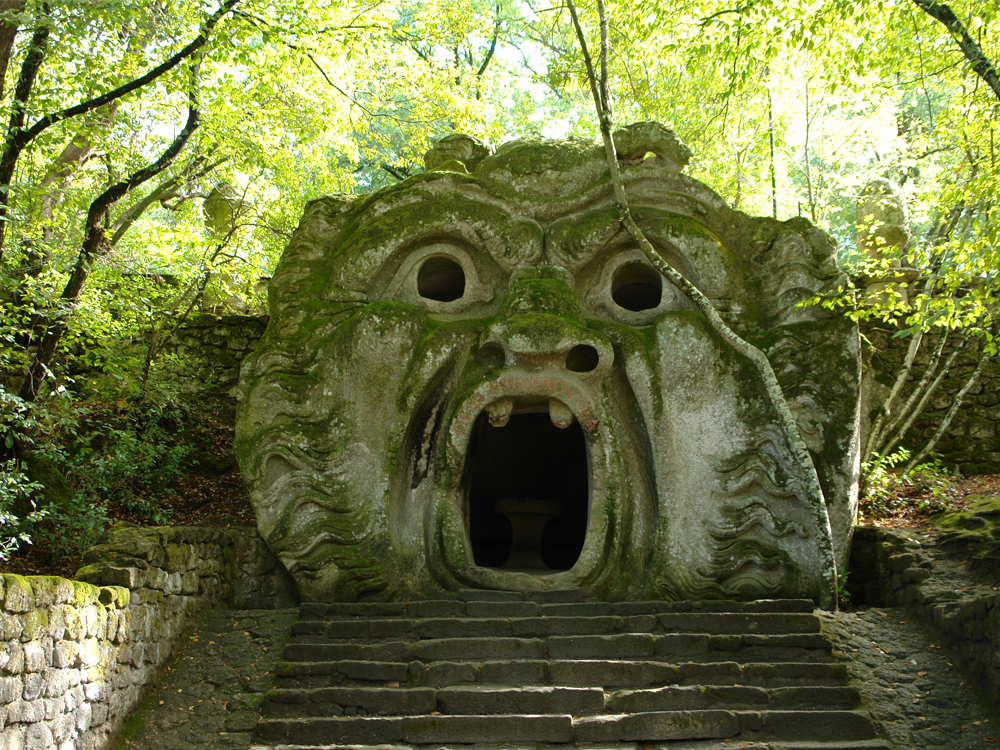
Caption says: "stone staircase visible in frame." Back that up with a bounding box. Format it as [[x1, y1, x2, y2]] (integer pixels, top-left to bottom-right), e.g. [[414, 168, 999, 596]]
[[250, 591, 888, 749]]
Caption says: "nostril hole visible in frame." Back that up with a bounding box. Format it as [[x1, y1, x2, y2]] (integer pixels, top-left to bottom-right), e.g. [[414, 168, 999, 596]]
[[475, 342, 506, 369], [566, 344, 599, 373]]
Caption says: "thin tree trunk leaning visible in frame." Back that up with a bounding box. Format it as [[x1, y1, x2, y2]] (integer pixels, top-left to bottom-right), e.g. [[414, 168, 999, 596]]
[[0, 0, 239, 263], [0, 11, 50, 254], [0, 0, 26, 102], [865, 327, 941, 460], [912, 0, 1000, 104], [17, 70, 202, 403], [904, 348, 990, 473], [862, 269, 944, 460], [878, 333, 968, 460], [565, 0, 838, 609]]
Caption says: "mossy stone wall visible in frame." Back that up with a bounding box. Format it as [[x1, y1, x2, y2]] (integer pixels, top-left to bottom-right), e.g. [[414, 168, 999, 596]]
[[866, 325, 1000, 474], [849, 524, 1000, 699], [0, 524, 295, 750], [162, 314, 268, 395]]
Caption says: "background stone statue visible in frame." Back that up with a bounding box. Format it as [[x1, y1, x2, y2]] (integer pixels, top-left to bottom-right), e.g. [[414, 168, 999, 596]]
[[235, 124, 862, 603]]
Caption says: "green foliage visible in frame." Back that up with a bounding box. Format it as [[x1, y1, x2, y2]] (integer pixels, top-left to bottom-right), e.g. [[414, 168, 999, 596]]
[[0, 386, 48, 558], [860, 448, 913, 520], [0, 461, 45, 560], [860, 448, 955, 522], [836, 568, 850, 608]]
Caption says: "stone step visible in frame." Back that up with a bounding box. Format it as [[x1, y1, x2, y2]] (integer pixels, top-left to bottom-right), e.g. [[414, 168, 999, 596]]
[[274, 659, 850, 689], [261, 685, 607, 718], [282, 632, 832, 665], [249, 741, 894, 750], [260, 683, 859, 719], [605, 684, 861, 712], [573, 710, 878, 742], [298, 598, 817, 621], [257, 600, 881, 748], [290, 612, 822, 640], [253, 709, 877, 746]]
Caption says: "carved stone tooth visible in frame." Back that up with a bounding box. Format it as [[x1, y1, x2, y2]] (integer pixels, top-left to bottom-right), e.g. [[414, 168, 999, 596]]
[[549, 399, 574, 429], [487, 398, 514, 427]]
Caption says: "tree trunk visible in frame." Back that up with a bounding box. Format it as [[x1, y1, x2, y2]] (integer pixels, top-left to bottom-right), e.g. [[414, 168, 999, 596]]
[[18, 98, 201, 402], [0, 0, 26, 102], [565, 0, 837, 609]]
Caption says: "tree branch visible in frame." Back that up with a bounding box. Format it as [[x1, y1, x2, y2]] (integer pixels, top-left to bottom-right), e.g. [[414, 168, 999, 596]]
[[912, 0, 1000, 103], [0, 0, 238, 262], [17, 60, 203, 402]]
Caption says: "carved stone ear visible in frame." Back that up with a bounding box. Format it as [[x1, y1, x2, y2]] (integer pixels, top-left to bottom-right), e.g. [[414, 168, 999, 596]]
[[424, 133, 494, 173], [612, 121, 692, 173]]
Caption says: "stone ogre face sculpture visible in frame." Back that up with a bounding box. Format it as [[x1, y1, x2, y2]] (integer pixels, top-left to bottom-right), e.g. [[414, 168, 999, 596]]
[[235, 123, 861, 604]]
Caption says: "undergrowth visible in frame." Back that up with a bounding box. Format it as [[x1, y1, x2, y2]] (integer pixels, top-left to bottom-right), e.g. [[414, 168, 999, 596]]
[[859, 447, 958, 524], [1, 373, 198, 561]]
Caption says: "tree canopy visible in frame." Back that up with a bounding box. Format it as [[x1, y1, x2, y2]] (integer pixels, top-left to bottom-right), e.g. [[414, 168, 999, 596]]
[[0, 0, 997, 558]]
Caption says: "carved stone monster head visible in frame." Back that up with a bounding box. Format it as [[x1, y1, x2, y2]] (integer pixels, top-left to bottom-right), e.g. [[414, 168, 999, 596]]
[[235, 123, 861, 604]]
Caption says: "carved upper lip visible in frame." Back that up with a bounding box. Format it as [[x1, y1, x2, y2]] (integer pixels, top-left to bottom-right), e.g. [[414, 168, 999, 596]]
[[449, 372, 601, 437]]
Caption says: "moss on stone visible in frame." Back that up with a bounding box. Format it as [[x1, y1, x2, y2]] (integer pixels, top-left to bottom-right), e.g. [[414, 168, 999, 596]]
[[931, 496, 1000, 570]]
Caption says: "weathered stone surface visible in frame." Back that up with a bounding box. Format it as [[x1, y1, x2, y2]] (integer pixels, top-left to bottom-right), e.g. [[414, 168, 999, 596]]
[[235, 124, 862, 605]]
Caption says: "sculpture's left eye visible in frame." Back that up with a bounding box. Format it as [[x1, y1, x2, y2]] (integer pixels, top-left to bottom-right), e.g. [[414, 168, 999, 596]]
[[611, 262, 662, 312], [417, 255, 466, 302]]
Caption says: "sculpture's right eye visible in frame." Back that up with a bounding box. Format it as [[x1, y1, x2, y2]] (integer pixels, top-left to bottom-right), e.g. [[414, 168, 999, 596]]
[[417, 255, 466, 302]]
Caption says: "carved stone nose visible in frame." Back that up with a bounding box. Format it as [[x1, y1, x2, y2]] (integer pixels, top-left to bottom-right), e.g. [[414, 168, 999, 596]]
[[476, 278, 613, 381]]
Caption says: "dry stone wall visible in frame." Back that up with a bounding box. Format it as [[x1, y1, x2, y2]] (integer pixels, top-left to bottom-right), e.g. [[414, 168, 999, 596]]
[[162, 314, 268, 395], [866, 324, 1000, 474], [849, 525, 1000, 700], [0, 524, 295, 750]]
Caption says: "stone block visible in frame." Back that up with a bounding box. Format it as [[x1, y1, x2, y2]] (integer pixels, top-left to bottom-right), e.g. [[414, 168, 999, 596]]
[[44, 697, 61, 720], [2, 642, 23, 674], [2, 576, 34, 614], [0, 724, 25, 750], [64, 685, 84, 713], [129, 643, 146, 668], [180, 572, 199, 595], [58, 607, 82, 642], [12, 699, 43, 723], [17, 611, 44, 645], [0, 676, 22, 703], [42, 669, 71, 699], [24, 721, 53, 750], [74, 699, 92, 733], [90, 699, 108, 726], [52, 714, 75, 743], [78, 639, 101, 668], [21, 643, 45, 673], [21, 673, 44, 701], [45, 609, 65, 642], [101, 566, 146, 590], [0, 613, 21, 641]]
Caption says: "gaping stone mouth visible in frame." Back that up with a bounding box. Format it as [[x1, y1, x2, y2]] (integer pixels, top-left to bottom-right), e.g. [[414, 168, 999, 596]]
[[460, 395, 591, 574]]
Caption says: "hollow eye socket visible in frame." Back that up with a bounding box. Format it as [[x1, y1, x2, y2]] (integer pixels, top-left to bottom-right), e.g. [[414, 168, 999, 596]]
[[611, 262, 662, 312], [418, 256, 466, 302]]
